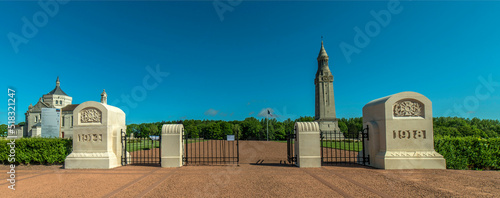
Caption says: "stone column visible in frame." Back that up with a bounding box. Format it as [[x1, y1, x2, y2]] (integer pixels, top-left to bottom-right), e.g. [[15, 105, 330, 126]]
[[295, 122, 321, 168], [161, 124, 184, 168], [362, 91, 446, 169]]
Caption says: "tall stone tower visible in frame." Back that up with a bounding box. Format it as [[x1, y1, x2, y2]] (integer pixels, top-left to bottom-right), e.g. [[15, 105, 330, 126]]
[[315, 41, 341, 134]]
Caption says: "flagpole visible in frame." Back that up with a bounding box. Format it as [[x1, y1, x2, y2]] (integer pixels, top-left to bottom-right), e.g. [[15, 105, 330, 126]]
[[266, 112, 269, 141]]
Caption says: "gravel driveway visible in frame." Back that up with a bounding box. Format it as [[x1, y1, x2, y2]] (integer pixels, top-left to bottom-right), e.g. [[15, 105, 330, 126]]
[[1, 141, 499, 197]]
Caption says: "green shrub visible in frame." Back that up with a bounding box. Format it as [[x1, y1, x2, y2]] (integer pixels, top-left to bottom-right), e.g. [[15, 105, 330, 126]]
[[435, 136, 500, 170], [0, 138, 72, 165]]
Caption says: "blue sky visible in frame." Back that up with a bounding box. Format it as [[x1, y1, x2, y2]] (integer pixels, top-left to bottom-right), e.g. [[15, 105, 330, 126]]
[[2, 1, 500, 124]]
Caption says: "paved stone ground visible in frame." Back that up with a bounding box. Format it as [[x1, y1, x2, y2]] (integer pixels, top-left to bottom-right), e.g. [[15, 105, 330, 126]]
[[1, 141, 499, 197]]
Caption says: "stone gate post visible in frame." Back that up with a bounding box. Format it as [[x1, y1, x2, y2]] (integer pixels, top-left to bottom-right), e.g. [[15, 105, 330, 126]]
[[65, 101, 126, 169], [362, 91, 446, 169], [295, 122, 321, 168], [161, 124, 184, 168]]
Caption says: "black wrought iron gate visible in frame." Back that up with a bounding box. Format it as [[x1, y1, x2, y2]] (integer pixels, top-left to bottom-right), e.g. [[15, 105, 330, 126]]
[[183, 131, 239, 165], [286, 132, 296, 164], [121, 130, 161, 166], [320, 125, 369, 166]]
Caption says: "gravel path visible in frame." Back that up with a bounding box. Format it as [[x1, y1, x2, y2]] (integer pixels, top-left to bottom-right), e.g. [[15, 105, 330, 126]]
[[1, 141, 499, 197]]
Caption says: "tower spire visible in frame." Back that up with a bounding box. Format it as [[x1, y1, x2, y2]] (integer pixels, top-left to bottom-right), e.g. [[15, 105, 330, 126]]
[[56, 76, 60, 87], [318, 39, 328, 59]]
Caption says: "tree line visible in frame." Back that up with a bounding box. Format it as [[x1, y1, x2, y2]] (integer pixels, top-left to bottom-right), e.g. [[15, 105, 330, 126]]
[[126, 117, 500, 140], [1, 117, 498, 139], [126, 116, 369, 140], [433, 117, 500, 138]]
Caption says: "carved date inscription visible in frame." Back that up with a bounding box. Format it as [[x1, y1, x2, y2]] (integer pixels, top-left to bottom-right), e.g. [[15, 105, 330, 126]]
[[78, 134, 103, 142], [393, 130, 426, 139]]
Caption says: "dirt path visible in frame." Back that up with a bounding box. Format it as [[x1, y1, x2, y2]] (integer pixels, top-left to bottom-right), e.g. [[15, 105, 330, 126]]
[[1, 141, 499, 197]]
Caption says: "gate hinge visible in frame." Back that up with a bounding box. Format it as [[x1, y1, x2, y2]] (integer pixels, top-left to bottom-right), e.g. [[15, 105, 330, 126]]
[[362, 125, 369, 141]]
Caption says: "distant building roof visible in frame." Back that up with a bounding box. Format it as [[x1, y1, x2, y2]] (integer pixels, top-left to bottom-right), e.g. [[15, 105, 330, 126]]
[[47, 86, 68, 96], [62, 104, 79, 111], [46, 77, 68, 96]]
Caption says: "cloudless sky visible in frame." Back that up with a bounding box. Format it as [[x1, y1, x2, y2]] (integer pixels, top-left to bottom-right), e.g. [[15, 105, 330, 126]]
[[1, 1, 500, 124]]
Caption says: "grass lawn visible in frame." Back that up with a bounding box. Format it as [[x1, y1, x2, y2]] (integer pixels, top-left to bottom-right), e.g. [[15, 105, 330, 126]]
[[185, 139, 211, 144], [321, 140, 363, 152], [126, 140, 160, 152]]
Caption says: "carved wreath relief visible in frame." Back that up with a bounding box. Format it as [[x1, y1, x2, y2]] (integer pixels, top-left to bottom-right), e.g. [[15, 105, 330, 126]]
[[393, 100, 423, 117], [80, 108, 102, 123]]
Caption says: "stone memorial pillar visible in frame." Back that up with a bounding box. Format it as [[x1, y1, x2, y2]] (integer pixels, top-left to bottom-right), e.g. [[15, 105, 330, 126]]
[[65, 101, 126, 169], [362, 91, 446, 169], [295, 122, 321, 168], [161, 124, 184, 168]]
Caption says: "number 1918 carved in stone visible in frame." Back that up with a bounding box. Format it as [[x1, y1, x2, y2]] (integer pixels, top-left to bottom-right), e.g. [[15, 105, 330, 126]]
[[393, 130, 427, 139]]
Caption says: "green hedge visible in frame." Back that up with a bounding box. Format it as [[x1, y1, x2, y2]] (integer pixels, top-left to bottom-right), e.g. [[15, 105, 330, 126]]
[[0, 138, 72, 165], [435, 136, 500, 170]]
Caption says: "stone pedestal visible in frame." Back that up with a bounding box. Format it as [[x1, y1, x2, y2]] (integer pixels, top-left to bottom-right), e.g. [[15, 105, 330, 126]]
[[65, 101, 126, 169], [363, 91, 446, 169], [295, 122, 321, 168], [317, 119, 343, 140], [161, 124, 183, 168]]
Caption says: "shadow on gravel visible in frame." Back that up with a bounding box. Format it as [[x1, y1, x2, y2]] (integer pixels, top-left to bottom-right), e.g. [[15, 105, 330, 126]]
[[321, 163, 376, 169], [125, 164, 162, 167], [250, 163, 296, 167], [249, 159, 296, 167]]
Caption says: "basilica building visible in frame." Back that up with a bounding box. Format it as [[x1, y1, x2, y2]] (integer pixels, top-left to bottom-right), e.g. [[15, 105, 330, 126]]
[[24, 77, 78, 138]]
